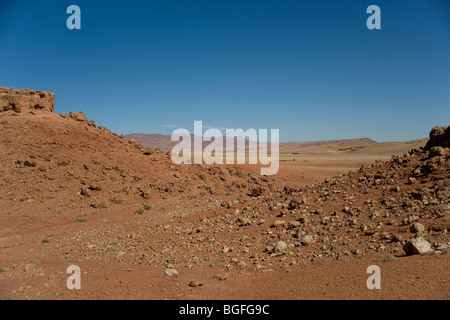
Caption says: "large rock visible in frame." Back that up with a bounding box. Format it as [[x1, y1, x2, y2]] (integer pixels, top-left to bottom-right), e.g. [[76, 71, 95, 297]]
[[71, 111, 87, 122], [0, 87, 55, 114], [425, 126, 450, 149], [403, 238, 431, 255]]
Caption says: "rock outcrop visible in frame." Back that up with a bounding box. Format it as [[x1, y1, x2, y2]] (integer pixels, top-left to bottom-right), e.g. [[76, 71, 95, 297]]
[[425, 126, 450, 149], [0, 87, 55, 114]]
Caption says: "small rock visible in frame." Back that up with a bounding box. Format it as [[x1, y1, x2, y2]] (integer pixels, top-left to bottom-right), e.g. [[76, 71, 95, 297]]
[[429, 146, 446, 157], [403, 238, 431, 255], [274, 241, 287, 253], [238, 217, 251, 226], [288, 221, 300, 229], [188, 281, 203, 287], [272, 220, 286, 227], [391, 234, 403, 243], [295, 229, 306, 239], [383, 255, 397, 262], [265, 246, 274, 253], [410, 222, 425, 233], [89, 183, 102, 191], [164, 268, 178, 277], [407, 177, 416, 184], [214, 274, 227, 281], [415, 231, 426, 238], [24, 264, 34, 274], [301, 235, 313, 246], [80, 187, 91, 197]]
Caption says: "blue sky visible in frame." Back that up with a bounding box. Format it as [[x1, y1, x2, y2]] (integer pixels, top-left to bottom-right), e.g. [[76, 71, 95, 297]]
[[1, 0, 449, 142]]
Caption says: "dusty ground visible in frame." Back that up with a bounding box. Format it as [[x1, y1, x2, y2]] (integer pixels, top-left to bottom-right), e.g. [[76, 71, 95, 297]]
[[0, 106, 448, 300]]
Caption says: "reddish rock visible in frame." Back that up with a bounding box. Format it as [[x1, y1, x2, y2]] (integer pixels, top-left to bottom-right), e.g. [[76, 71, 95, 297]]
[[0, 87, 55, 114]]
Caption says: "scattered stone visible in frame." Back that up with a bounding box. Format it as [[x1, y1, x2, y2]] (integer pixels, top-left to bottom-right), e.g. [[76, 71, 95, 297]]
[[272, 220, 286, 227], [141, 189, 151, 199], [391, 234, 403, 243], [238, 217, 251, 226], [24, 160, 37, 168], [89, 183, 102, 191], [164, 268, 178, 277], [403, 238, 431, 255], [248, 187, 264, 197], [274, 241, 287, 253], [188, 281, 203, 287], [80, 187, 91, 197], [0, 267, 10, 273], [214, 274, 227, 281], [24, 264, 34, 274], [288, 221, 300, 229], [383, 255, 397, 262], [301, 235, 313, 246], [295, 229, 306, 239], [415, 231, 426, 238], [410, 222, 425, 233], [265, 246, 274, 253]]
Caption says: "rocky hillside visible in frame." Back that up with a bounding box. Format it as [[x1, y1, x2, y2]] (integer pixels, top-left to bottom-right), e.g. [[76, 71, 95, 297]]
[[48, 127, 449, 272], [0, 88, 271, 221]]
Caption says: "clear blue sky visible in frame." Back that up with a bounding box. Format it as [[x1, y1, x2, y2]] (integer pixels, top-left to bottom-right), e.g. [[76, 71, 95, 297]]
[[1, 0, 449, 142]]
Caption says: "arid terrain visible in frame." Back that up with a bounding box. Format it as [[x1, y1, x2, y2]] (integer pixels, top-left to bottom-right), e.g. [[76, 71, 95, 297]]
[[0, 87, 448, 300]]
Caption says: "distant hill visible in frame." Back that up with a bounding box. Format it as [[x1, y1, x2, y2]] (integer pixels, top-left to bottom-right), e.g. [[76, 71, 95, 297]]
[[124, 133, 377, 151], [280, 138, 377, 148], [124, 133, 177, 150], [125, 133, 254, 151]]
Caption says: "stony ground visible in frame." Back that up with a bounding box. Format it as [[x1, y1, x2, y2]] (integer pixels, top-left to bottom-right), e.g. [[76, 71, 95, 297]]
[[0, 102, 448, 300]]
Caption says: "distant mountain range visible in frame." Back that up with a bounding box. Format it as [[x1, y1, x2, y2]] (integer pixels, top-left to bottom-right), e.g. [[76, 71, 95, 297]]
[[124, 133, 377, 151]]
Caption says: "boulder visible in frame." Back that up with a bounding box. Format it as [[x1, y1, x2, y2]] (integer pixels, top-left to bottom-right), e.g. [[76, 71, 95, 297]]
[[71, 111, 87, 122], [0, 87, 55, 114], [403, 238, 431, 255], [425, 126, 450, 149]]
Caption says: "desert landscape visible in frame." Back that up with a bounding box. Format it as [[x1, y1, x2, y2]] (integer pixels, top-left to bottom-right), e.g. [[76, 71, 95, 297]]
[[0, 87, 448, 300]]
